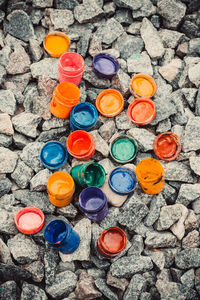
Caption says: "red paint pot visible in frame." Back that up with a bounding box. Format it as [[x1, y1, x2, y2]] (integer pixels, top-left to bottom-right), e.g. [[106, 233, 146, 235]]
[[15, 207, 45, 235], [58, 52, 85, 85], [97, 227, 127, 258], [127, 98, 156, 125], [67, 130, 95, 161], [153, 132, 181, 161]]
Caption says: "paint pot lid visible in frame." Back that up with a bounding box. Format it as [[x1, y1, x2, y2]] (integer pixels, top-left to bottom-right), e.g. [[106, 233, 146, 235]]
[[79, 187, 107, 213], [128, 98, 156, 125], [96, 89, 124, 117], [101, 227, 127, 254], [110, 135, 138, 163], [44, 31, 70, 58], [92, 53, 120, 78], [71, 103, 98, 127], [40, 141, 68, 169], [15, 207, 45, 235], [153, 132, 181, 161], [109, 167, 137, 195], [130, 74, 157, 98]]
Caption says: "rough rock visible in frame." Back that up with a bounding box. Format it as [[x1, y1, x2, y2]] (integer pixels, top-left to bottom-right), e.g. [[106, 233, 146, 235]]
[[127, 128, 155, 152], [30, 169, 51, 191], [20, 142, 44, 172], [12, 112, 41, 138], [159, 29, 184, 49], [0, 238, 13, 264], [99, 120, 116, 142], [21, 282, 47, 300], [74, 1, 104, 24], [6, 43, 30, 75], [0, 281, 20, 300], [156, 204, 185, 231], [181, 269, 195, 289], [175, 248, 200, 269], [195, 87, 200, 116], [182, 230, 200, 249], [115, 111, 132, 130], [30, 58, 59, 80], [132, 0, 156, 19], [11, 160, 34, 189], [182, 117, 200, 152], [38, 76, 57, 97], [114, 0, 141, 10], [0, 177, 12, 197], [32, 95, 51, 120], [0, 147, 18, 173], [0, 208, 19, 235], [106, 271, 129, 292], [57, 203, 78, 219], [44, 247, 60, 286], [89, 35, 102, 57], [0, 89, 16, 115], [83, 69, 110, 89], [95, 18, 124, 44], [111, 69, 131, 97], [159, 59, 183, 85], [95, 278, 118, 300], [188, 62, 200, 87], [128, 235, 144, 256], [0, 262, 31, 281], [144, 194, 166, 227], [145, 232, 177, 248], [0, 113, 14, 136], [176, 184, 200, 207], [164, 161, 196, 183], [127, 53, 153, 75], [170, 205, 188, 240], [156, 280, 186, 300], [144, 249, 165, 270], [90, 130, 109, 157], [33, 0, 53, 8], [42, 117, 69, 131], [115, 9, 133, 25], [46, 8, 74, 29], [75, 271, 102, 299]]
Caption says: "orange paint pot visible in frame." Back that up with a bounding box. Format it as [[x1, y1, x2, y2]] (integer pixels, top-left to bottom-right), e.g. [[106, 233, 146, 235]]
[[97, 227, 127, 258], [136, 158, 164, 194], [96, 89, 124, 117], [67, 130, 95, 161], [50, 82, 80, 119], [128, 98, 156, 125], [130, 74, 157, 98], [47, 172, 75, 207], [43, 31, 70, 58], [153, 132, 181, 161]]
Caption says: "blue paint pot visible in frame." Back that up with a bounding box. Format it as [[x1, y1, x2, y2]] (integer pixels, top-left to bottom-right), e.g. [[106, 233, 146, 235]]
[[92, 53, 120, 79], [70, 102, 98, 132], [109, 167, 138, 195], [79, 187, 108, 222], [44, 219, 80, 254], [40, 141, 68, 169]]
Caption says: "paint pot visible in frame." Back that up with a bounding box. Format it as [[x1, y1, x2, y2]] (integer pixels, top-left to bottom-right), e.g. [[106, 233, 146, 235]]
[[92, 53, 120, 79], [15, 207, 44, 235], [108, 167, 138, 195], [58, 52, 85, 85], [110, 135, 138, 163], [50, 82, 80, 119], [128, 98, 156, 125], [97, 227, 127, 258], [71, 162, 106, 188], [40, 141, 68, 169], [153, 132, 181, 161], [47, 172, 75, 207], [67, 130, 95, 161], [96, 89, 124, 117], [130, 74, 157, 98], [70, 102, 98, 131], [79, 187, 108, 222], [136, 158, 164, 194], [43, 31, 70, 58], [44, 219, 80, 254]]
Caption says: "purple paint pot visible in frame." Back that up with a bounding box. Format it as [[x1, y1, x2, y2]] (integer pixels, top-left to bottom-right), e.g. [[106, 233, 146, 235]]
[[79, 187, 108, 222], [92, 53, 120, 79]]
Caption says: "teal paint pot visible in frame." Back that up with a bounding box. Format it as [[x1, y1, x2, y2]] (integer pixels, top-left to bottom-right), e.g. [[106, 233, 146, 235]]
[[110, 135, 138, 164]]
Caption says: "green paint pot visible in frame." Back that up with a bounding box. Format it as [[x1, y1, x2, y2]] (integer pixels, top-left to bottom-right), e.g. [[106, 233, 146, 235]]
[[70, 163, 106, 188], [110, 135, 138, 163]]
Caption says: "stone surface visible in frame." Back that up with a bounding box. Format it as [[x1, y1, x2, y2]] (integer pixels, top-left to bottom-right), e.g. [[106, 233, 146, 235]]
[[176, 184, 200, 207], [0, 177, 12, 198], [30, 58, 59, 80], [75, 271, 102, 299], [156, 204, 185, 231], [145, 232, 177, 248], [182, 117, 200, 152], [127, 128, 155, 152], [20, 142, 44, 172], [123, 274, 146, 300], [12, 112, 41, 138], [46, 8, 74, 29], [132, 0, 156, 19], [156, 280, 186, 300], [144, 194, 166, 227], [11, 160, 34, 189], [6, 43, 30, 75], [30, 169, 51, 191], [0, 113, 14, 136], [106, 271, 129, 292], [95, 18, 124, 44], [90, 130, 109, 157], [0, 238, 13, 264], [0, 281, 20, 300], [182, 230, 200, 249], [159, 29, 184, 49], [127, 53, 153, 75], [21, 282, 47, 300], [175, 248, 200, 269], [74, 1, 104, 24], [23, 260, 44, 283], [159, 59, 183, 85], [57, 203, 78, 219], [0, 90, 16, 115], [0, 147, 18, 173], [188, 62, 200, 88], [128, 235, 144, 256], [164, 161, 196, 183], [32, 95, 51, 120], [44, 247, 60, 286], [111, 69, 130, 97], [94, 278, 118, 300], [99, 120, 116, 142]]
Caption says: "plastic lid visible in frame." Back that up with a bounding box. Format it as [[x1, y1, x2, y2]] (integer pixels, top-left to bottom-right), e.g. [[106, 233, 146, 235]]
[[130, 74, 157, 98], [128, 98, 156, 125], [92, 53, 120, 79], [96, 89, 124, 117], [15, 207, 45, 235], [153, 132, 181, 161], [44, 32, 70, 58], [40, 141, 68, 169], [110, 136, 138, 163], [109, 167, 137, 195]]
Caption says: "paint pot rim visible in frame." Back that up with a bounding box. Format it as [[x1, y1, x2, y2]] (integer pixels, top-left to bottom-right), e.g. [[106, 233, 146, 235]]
[[136, 158, 164, 183], [82, 162, 106, 187], [127, 98, 156, 125], [70, 102, 98, 128], [153, 132, 181, 161], [108, 167, 138, 195], [92, 52, 120, 78], [15, 207, 45, 235], [55, 82, 81, 103], [96, 89, 124, 117], [67, 130, 94, 157], [130, 73, 157, 98], [79, 186, 107, 213], [100, 226, 127, 254], [44, 219, 70, 245], [110, 135, 138, 163], [47, 171, 75, 198], [43, 31, 70, 58], [40, 141, 68, 169], [59, 52, 85, 75]]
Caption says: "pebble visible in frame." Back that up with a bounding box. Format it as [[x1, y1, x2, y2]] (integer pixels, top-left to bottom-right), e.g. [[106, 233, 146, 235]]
[[127, 234, 144, 256], [0, 147, 18, 173], [11, 160, 34, 189], [175, 248, 200, 269], [29, 39, 43, 62], [12, 112, 41, 138], [46, 8, 74, 29], [30, 58, 59, 80], [95, 18, 124, 44], [189, 156, 200, 177], [112, 69, 130, 97], [32, 95, 51, 120], [75, 271, 102, 299], [95, 278, 118, 300], [159, 29, 184, 49], [99, 120, 116, 142], [83, 68, 110, 88], [170, 205, 188, 240], [0, 113, 13, 136], [164, 161, 196, 183], [195, 87, 200, 116], [33, 0, 53, 8], [0, 238, 13, 264], [6, 43, 30, 75], [44, 247, 60, 286], [57, 203, 78, 220], [156, 280, 186, 300], [106, 271, 129, 292], [0, 262, 31, 282], [21, 282, 47, 300], [182, 117, 200, 152], [127, 53, 153, 75], [74, 1, 104, 24], [99, 207, 119, 228], [145, 231, 177, 248], [114, 0, 141, 10], [127, 21, 141, 35], [131, 0, 156, 19], [127, 128, 155, 152], [20, 142, 44, 172], [144, 194, 166, 227], [23, 261, 44, 283], [188, 62, 200, 87], [115, 9, 133, 25], [182, 230, 200, 249], [0, 89, 16, 115], [30, 169, 51, 191], [144, 249, 165, 270], [156, 204, 185, 231], [57, 261, 76, 273], [42, 117, 69, 131], [176, 184, 200, 207], [90, 130, 109, 157], [0, 281, 19, 300], [159, 58, 183, 85]]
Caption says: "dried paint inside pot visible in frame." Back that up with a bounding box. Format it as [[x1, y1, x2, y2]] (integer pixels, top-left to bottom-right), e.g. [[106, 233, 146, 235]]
[[15, 207, 44, 235], [130, 74, 157, 98], [40, 141, 68, 169], [79, 187, 108, 222], [128, 98, 156, 125], [71, 162, 106, 188], [153, 132, 181, 161], [110, 135, 138, 163], [43, 31, 70, 58], [92, 53, 120, 79], [97, 227, 127, 258], [70, 102, 98, 131], [108, 167, 138, 196], [44, 219, 80, 254]]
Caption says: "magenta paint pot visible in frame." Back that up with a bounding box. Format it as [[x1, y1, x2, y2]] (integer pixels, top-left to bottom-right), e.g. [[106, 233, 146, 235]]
[[79, 187, 108, 222]]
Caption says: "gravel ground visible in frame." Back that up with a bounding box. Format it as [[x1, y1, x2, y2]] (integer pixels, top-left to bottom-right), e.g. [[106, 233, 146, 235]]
[[0, 0, 200, 299]]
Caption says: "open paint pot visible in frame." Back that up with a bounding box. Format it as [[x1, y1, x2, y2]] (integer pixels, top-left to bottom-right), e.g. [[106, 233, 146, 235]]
[[127, 98, 156, 125], [108, 167, 138, 195], [44, 219, 80, 254], [153, 132, 181, 161], [92, 53, 120, 79], [130, 74, 157, 98], [136, 158, 164, 194], [47, 172, 75, 207], [96, 89, 124, 117], [79, 187, 108, 222], [110, 135, 138, 163], [67, 130, 95, 161], [40, 141, 68, 169], [97, 227, 127, 258], [71, 162, 106, 188], [15, 207, 44, 235], [70, 102, 98, 131], [43, 31, 70, 58]]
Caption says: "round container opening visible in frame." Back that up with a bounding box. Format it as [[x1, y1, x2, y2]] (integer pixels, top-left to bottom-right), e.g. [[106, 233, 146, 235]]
[[84, 163, 106, 187], [96, 89, 124, 117], [79, 187, 107, 213], [111, 136, 137, 163], [67, 130, 93, 156], [59, 52, 84, 74], [44, 32, 70, 57], [128, 98, 156, 125], [40, 142, 68, 169], [153, 132, 181, 161], [72, 103, 97, 127], [109, 167, 137, 195], [101, 227, 127, 253], [136, 158, 164, 183], [44, 220, 68, 244], [15, 207, 44, 235], [131, 74, 157, 98], [57, 82, 80, 102], [47, 172, 74, 198], [92, 53, 119, 77]]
